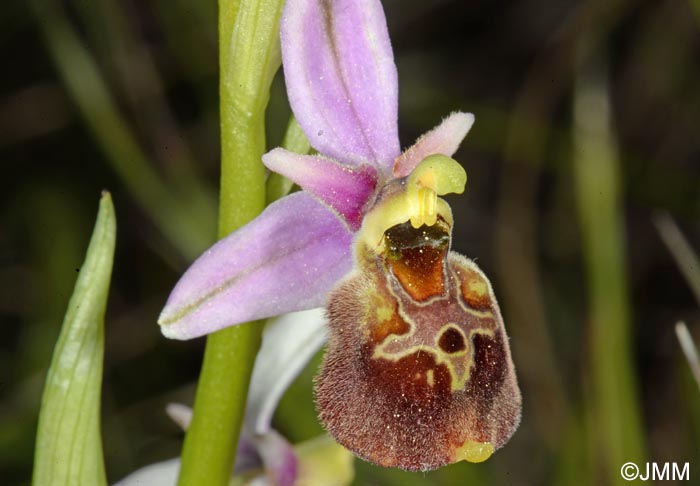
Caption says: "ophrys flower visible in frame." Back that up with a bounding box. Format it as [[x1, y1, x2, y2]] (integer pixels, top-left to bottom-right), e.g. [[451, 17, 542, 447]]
[[159, 0, 521, 472]]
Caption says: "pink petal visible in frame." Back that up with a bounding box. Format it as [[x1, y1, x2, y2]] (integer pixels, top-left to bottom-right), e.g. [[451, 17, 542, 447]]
[[281, 0, 400, 170], [263, 148, 378, 230], [393, 112, 475, 178], [158, 193, 352, 340]]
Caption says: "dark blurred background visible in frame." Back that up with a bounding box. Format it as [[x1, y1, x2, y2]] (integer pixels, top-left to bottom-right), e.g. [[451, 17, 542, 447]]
[[1, 0, 699, 484]]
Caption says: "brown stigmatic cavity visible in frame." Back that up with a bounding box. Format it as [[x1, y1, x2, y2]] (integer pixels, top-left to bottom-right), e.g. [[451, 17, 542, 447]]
[[316, 223, 522, 472], [383, 220, 449, 301]]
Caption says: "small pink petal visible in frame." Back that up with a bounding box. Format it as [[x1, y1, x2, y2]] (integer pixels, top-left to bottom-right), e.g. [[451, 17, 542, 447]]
[[158, 193, 352, 340], [263, 148, 378, 230], [281, 0, 400, 170], [393, 112, 475, 178]]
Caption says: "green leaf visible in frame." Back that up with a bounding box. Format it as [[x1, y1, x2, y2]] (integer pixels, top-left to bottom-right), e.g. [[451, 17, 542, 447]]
[[573, 58, 646, 484], [32, 192, 116, 486]]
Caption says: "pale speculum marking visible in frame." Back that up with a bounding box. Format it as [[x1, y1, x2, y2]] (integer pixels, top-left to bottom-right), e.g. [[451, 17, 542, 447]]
[[369, 259, 496, 392]]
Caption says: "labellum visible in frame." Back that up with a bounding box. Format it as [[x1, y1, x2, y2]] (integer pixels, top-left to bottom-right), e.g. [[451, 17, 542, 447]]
[[316, 156, 521, 472]]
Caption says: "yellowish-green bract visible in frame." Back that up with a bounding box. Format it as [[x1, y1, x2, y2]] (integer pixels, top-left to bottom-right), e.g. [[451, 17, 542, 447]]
[[32, 192, 115, 486]]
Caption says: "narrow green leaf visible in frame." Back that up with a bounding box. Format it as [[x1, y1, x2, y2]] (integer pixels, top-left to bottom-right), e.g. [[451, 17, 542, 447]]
[[32, 192, 116, 486], [675, 322, 700, 393], [573, 57, 646, 484], [653, 212, 700, 306]]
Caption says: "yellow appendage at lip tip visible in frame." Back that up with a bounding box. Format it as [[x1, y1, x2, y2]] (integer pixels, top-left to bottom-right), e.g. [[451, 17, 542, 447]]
[[454, 440, 494, 463]]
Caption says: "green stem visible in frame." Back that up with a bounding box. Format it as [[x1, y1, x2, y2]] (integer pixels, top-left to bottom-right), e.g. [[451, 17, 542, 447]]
[[177, 1, 285, 484]]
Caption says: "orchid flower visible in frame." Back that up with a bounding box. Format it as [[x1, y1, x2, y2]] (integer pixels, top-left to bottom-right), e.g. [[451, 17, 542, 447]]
[[115, 412, 353, 486], [159, 0, 521, 472], [116, 310, 353, 486]]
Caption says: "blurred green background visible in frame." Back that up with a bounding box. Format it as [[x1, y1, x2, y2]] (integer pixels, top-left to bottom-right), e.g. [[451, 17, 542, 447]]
[[1, 0, 699, 484]]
